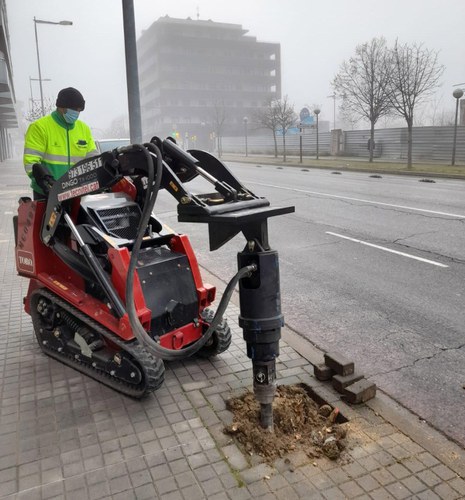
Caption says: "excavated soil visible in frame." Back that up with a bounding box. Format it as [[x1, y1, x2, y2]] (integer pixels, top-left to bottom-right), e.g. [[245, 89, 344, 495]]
[[224, 384, 349, 462]]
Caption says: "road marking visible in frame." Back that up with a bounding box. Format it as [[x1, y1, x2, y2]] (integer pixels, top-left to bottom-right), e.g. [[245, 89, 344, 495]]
[[248, 181, 465, 219], [326, 231, 449, 268]]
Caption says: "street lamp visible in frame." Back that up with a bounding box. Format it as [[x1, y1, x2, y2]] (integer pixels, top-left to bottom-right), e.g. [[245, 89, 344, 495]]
[[33, 17, 73, 116], [243, 116, 248, 157], [314, 108, 320, 160], [452, 88, 464, 166]]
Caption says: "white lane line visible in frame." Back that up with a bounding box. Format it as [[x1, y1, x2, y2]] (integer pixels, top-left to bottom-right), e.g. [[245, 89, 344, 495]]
[[326, 231, 449, 268], [248, 181, 465, 219]]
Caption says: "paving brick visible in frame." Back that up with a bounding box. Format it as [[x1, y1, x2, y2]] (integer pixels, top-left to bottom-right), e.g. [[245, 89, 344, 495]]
[[222, 443, 249, 471], [201, 477, 224, 496], [181, 483, 206, 499], [326, 468, 351, 484], [449, 476, 465, 495], [417, 452, 441, 468], [134, 483, 158, 499], [292, 481, 319, 499], [313, 363, 333, 381], [156, 475, 178, 495], [430, 463, 457, 481], [401, 475, 428, 494], [433, 482, 461, 499], [371, 468, 396, 486], [339, 479, 364, 497], [246, 480, 272, 497], [324, 352, 354, 376], [343, 379, 376, 404], [385, 481, 412, 499], [415, 490, 441, 499], [332, 372, 364, 393], [309, 471, 335, 491], [240, 464, 275, 485], [356, 473, 381, 492], [417, 469, 442, 488], [401, 456, 426, 474], [369, 486, 396, 499], [130, 469, 152, 488], [321, 486, 347, 499], [386, 463, 410, 480]]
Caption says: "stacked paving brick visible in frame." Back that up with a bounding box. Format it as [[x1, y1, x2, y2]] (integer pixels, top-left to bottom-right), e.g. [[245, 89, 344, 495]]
[[314, 351, 376, 404]]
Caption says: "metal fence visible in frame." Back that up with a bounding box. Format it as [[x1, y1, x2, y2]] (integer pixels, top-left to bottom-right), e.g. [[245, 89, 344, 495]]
[[221, 130, 332, 157], [221, 126, 465, 162]]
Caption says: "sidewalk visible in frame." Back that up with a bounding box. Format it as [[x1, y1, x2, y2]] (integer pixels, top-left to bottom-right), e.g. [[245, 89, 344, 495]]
[[1, 159, 465, 499], [220, 153, 465, 179]]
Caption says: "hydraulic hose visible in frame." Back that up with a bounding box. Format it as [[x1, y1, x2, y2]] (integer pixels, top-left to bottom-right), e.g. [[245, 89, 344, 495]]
[[125, 143, 256, 361]]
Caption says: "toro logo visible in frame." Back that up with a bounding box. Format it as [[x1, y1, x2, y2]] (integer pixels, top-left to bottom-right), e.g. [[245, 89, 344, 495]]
[[17, 250, 35, 274]]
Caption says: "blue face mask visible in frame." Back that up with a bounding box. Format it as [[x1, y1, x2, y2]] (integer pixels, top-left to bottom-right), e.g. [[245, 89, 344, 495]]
[[63, 108, 80, 124]]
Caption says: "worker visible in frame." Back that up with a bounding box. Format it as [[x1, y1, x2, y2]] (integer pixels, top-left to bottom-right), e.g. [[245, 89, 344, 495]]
[[23, 87, 98, 199]]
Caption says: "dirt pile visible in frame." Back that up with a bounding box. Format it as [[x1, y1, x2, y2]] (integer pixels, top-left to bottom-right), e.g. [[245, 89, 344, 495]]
[[224, 384, 348, 462]]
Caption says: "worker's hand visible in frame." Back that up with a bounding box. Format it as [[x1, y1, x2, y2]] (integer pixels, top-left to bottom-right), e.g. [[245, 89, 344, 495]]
[[32, 163, 55, 195]]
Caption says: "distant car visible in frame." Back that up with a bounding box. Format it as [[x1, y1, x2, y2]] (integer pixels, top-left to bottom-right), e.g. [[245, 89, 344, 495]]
[[95, 138, 131, 153]]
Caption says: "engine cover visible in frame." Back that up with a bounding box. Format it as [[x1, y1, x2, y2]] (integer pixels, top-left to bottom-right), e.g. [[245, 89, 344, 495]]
[[136, 246, 198, 337]]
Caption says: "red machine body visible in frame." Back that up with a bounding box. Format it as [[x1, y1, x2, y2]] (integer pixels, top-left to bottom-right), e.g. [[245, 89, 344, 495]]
[[16, 199, 216, 350]]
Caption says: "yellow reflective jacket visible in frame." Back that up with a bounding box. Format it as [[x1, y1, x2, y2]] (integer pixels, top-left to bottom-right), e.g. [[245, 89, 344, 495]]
[[23, 111, 98, 193]]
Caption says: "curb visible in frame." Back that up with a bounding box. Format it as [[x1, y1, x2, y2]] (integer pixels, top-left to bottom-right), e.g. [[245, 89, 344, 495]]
[[222, 156, 465, 180], [199, 265, 465, 478]]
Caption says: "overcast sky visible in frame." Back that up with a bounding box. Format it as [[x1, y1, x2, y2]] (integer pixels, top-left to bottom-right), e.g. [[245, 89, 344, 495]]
[[7, 0, 465, 136]]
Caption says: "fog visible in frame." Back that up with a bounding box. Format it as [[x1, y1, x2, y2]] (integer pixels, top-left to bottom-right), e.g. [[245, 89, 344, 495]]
[[7, 0, 465, 137]]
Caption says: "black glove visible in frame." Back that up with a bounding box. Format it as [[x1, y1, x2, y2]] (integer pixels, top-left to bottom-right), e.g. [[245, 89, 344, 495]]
[[32, 163, 55, 195]]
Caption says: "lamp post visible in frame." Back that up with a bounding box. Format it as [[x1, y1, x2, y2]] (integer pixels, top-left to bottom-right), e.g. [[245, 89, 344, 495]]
[[243, 116, 248, 156], [33, 17, 73, 116], [314, 108, 320, 160], [452, 88, 464, 166]]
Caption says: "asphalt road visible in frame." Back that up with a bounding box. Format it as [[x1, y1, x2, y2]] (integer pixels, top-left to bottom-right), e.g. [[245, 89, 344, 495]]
[[154, 162, 465, 447]]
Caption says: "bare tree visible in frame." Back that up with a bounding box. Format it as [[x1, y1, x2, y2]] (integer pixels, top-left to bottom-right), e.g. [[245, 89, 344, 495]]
[[25, 98, 54, 122], [275, 96, 296, 162], [339, 100, 360, 130], [388, 40, 444, 168], [333, 37, 392, 162], [104, 115, 129, 138], [211, 100, 227, 157], [254, 97, 280, 157]]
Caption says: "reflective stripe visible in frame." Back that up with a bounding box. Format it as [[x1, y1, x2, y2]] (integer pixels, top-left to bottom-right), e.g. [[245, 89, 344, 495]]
[[86, 149, 98, 158], [24, 148, 44, 158], [42, 153, 85, 164]]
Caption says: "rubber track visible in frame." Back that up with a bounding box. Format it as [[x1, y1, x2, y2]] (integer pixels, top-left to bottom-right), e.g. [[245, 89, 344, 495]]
[[31, 289, 165, 398], [197, 307, 232, 358]]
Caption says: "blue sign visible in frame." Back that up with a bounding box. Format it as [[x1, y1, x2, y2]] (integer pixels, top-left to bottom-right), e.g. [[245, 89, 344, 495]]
[[301, 115, 315, 126]]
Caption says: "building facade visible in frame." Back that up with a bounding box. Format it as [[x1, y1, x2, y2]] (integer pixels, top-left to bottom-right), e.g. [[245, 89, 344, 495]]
[[0, 0, 18, 160], [137, 16, 281, 149]]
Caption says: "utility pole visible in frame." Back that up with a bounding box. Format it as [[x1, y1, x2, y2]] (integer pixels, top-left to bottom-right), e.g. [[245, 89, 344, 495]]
[[327, 93, 337, 130], [122, 0, 142, 143]]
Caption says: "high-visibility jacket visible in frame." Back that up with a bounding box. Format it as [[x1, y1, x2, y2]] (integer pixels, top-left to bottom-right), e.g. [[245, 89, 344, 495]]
[[23, 111, 98, 193]]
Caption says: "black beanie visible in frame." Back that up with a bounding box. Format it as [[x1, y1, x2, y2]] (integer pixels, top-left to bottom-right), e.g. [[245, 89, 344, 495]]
[[56, 87, 85, 110]]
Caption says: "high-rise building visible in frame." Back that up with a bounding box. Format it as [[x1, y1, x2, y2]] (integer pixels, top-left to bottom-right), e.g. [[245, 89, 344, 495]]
[[137, 16, 281, 149]]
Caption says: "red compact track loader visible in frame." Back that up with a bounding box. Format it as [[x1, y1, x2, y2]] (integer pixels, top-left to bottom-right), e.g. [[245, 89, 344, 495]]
[[15, 137, 293, 426]]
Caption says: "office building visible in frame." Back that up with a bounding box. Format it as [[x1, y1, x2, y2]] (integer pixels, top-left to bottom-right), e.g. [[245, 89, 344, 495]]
[[137, 16, 281, 149]]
